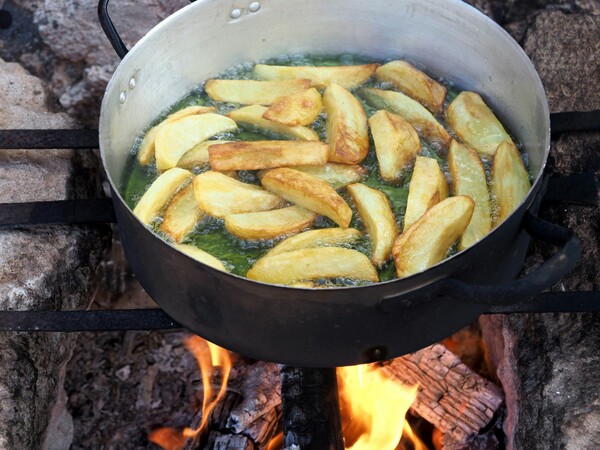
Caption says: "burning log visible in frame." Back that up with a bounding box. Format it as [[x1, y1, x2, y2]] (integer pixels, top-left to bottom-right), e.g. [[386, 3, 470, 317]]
[[280, 366, 344, 450], [380, 343, 504, 443]]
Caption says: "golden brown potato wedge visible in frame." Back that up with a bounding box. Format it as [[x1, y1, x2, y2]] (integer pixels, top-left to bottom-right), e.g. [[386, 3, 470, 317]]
[[368, 110, 421, 182], [205, 79, 310, 105], [176, 140, 231, 168], [267, 228, 362, 257], [137, 106, 216, 166], [261, 168, 352, 227], [448, 140, 492, 250], [393, 196, 475, 278], [446, 91, 514, 156], [360, 87, 451, 147], [133, 168, 192, 224], [224, 206, 317, 240], [160, 183, 205, 243], [193, 171, 284, 218], [403, 156, 449, 230], [281, 163, 367, 189], [262, 88, 323, 126], [492, 140, 531, 223], [246, 247, 378, 284], [155, 113, 238, 171], [227, 105, 319, 141], [208, 140, 329, 171], [324, 83, 369, 164], [375, 61, 447, 115], [253, 64, 379, 90], [173, 244, 228, 272], [346, 183, 398, 267]]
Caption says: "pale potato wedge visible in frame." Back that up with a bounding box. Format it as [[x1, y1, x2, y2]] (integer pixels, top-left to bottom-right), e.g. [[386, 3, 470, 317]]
[[393, 196, 475, 278], [448, 140, 492, 250], [267, 228, 362, 257], [261, 168, 352, 227], [404, 156, 448, 231], [177, 140, 231, 169], [224, 206, 317, 240], [173, 244, 228, 272], [324, 83, 369, 164], [205, 79, 310, 105], [155, 113, 238, 171], [368, 110, 421, 182], [375, 61, 447, 115], [247, 247, 378, 284], [253, 64, 379, 90], [360, 87, 451, 147], [193, 171, 284, 218], [227, 105, 319, 141], [446, 91, 514, 156], [133, 168, 192, 224], [137, 106, 216, 166], [346, 183, 398, 267], [159, 183, 205, 243], [208, 140, 329, 171], [262, 88, 323, 126], [287, 281, 318, 288], [281, 163, 367, 189], [492, 140, 531, 223]]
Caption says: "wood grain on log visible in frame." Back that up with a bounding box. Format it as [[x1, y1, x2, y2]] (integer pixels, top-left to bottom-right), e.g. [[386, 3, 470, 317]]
[[380, 344, 503, 443]]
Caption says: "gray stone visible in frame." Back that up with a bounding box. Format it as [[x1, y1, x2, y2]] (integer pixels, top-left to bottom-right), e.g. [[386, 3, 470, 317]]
[[0, 57, 110, 449]]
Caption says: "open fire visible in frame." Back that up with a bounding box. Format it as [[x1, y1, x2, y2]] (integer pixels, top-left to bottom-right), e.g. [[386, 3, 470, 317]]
[[149, 336, 428, 450]]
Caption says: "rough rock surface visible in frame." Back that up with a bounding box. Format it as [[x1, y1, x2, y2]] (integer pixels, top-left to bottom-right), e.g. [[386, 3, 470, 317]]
[[481, 10, 600, 450], [0, 58, 110, 449]]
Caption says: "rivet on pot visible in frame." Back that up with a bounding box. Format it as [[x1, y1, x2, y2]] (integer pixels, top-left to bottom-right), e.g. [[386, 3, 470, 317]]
[[248, 2, 260, 12], [119, 91, 127, 104], [129, 77, 136, 90], [230, 8, 242, 19]]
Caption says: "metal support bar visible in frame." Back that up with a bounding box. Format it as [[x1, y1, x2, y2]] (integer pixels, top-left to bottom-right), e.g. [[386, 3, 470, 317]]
[[0, 292, 597, 333], [0, 129, 99, 149], [543, 173, 599, 206], [0, 199, 117, 227], [550, 110, 600, 136]]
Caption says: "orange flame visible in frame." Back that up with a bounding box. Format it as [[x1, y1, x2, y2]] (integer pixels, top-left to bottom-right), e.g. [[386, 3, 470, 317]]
[[337, 364, 426, 450], [149, 335, 232, 450]]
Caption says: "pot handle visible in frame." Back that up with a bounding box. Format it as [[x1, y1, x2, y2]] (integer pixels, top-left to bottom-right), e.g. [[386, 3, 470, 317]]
[[97, 0, 197, 59], [382, 212, 581, 310]]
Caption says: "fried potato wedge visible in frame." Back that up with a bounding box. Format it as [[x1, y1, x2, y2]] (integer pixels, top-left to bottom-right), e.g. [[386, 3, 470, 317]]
[[224, 206, 317, 240], [347, 183, 398, 267], [253, 64, 379, 90], [137, 106, 216, 166], [324, 83, 369, 164], [404, 156, 448, 231], [205, 79, 310, 105], [133, 168, 192, 224], [155, 113, 238, 171], [448, 140, 492, 250], [375, 61, 447, 115], [176, 140, 231, 168], [247, 247, 378, 284], [173, 244, 228, 272], [275, 163, 367, 189], [261, 168, 352, 227], [446, 91, 514, 156], [393, 196, 475, 278], [262, 88, 323, 126], [208, 140, 329, 171], [360, 87, 451, 147], [160, 183, 205, 242], [492, 140, 531, 223], [267, 228, 361, 257], [368, 110, 421, 182], [193, 171, 284, 218], [227, 105, 319, 141]]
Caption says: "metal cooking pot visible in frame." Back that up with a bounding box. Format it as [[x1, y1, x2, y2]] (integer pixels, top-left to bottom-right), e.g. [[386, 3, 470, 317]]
[[98, 0, 580, 367]]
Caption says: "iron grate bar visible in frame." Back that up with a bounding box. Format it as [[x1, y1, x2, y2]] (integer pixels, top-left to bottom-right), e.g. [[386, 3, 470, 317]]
[[0, 199, 117, 227], [0, 129, 99, 149]]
